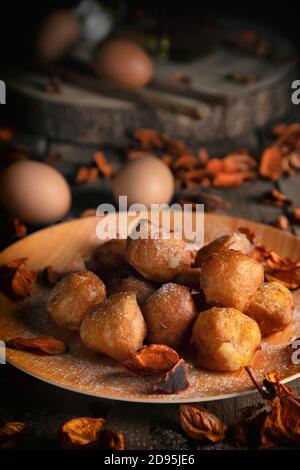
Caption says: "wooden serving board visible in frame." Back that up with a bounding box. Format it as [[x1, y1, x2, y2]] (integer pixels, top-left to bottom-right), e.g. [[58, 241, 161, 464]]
[[4, 18, 297, 145], [0, 213, 300, 404]]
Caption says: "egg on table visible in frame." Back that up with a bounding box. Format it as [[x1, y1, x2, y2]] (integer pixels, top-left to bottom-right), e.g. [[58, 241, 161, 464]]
[[112, 156, 175, 207], [36, 9, 80, 63], [93, 39, 153, 88], [0, 160, 71, 225]]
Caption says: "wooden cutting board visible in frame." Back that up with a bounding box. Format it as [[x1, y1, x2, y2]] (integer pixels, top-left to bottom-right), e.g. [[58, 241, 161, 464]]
[[4, 18, 297, 145]]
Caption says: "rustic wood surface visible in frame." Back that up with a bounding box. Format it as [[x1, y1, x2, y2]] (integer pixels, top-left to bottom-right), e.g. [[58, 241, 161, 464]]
[[3, 18, 297, 145]]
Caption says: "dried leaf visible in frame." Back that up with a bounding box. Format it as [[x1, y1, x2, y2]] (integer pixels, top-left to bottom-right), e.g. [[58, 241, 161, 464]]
[[276, 215, 290, 231], [60, 417, 105, 449], [6, 336, 67, 355], [93, 151, 114, 178], [124, 344, 179, 376], [0, 422, 29, 448], [212, 171, 255, 187], [172, 155, 198, 172], [153, 359, 189, 394], [76, 166, 98, 184], [198, 148, 209, 164], [259, 146, 283, 181], [262, 189, 292, 207], [273, 123, 288, 137], [226, 72, 257, 84], [265, 268, 300, 289], [288, 152, 300, 170], [0, 258, 36, 299], [293, 208, 300, 222], [238, 227, 256, 243], [133, 129, 164, 150], [99, 429, 125, 450], [180, 405, 227, 442], [276, 123, 300, 150], [234, 405, 267, 448]]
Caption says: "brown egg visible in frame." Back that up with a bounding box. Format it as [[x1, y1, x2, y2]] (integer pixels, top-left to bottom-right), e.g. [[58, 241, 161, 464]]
[[93, 39, 153, 88], [0, 161, 71, 224], [36, 10, 80, 63], [113, 156, 175, 207]]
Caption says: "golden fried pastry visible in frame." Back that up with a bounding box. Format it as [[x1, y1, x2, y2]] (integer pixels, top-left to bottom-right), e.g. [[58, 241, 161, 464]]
[[201, 250, 264, 311], [47, 271, 106, 330], [195, 232, 253, 268], [86, 239, 128, 276], [142, 283, 197, 349], [106, 272, 156, 305], [80, 291, 146, 362], [126, 219, 192, 282], [173, 268, 201, 290], [192, 307, 261, 371], [245, 281, 294, 336]]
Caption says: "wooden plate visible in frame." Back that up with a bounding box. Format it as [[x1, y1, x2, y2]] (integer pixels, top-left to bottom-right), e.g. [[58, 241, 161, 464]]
[[0, 213, 300, 404]]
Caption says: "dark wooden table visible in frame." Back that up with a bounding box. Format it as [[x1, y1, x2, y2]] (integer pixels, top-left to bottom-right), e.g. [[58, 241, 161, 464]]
[[1, 108, 300, 450]]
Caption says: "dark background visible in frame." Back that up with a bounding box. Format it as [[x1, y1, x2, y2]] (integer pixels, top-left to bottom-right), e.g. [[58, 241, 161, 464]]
[[0, 1, 300, 63]]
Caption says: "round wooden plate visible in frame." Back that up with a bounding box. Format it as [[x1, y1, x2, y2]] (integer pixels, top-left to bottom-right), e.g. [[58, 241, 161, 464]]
[[0, 213, 300, 404]]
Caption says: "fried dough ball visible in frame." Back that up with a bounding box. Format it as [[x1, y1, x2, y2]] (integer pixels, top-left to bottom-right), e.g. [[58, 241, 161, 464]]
[[126, 219, 192, 282], [142, 283, 197, 349], [192, 307, 261, 371], [195, 232, 253, 268], [80, 291, 146, 362], [47, 271, 106, 330], [173, 268, 201, 290], [86, 239, 128, 277], [201, 250, 264, 311], [245, 282, 294, 336], [106, 272, 155, 305]]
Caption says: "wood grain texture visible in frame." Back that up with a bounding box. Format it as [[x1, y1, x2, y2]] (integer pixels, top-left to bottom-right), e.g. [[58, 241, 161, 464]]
[[0, 213, 299, 405], [3, 18, 297, 145]]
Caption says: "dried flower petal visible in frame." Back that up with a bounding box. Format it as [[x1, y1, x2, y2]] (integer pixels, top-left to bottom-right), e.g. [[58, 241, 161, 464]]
[[99, 429, 125, 450], [172, 155, 198, 172], [93, 151, 114, 178], [180, 405, 227, 442], [60, 417, 105, 449], [124, 344, 179, 376], [265, 268, 300, 289], [212, 171, 255, 187], [6, 337, 67, 355], [0, 422, 29, 448], [238, 227, 256, 243], [259, 146, 283, 181], [76, 166, 98, 184], [276, 215, 290, 231], [262, 189, 292, 207], [293, 208, 300, 222], [153, 359, 189, 394], [0, 258, 36, 299]]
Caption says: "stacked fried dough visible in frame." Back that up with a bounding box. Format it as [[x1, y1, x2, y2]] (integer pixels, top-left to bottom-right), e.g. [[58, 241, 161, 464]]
[[47, 219, 294, 372]]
